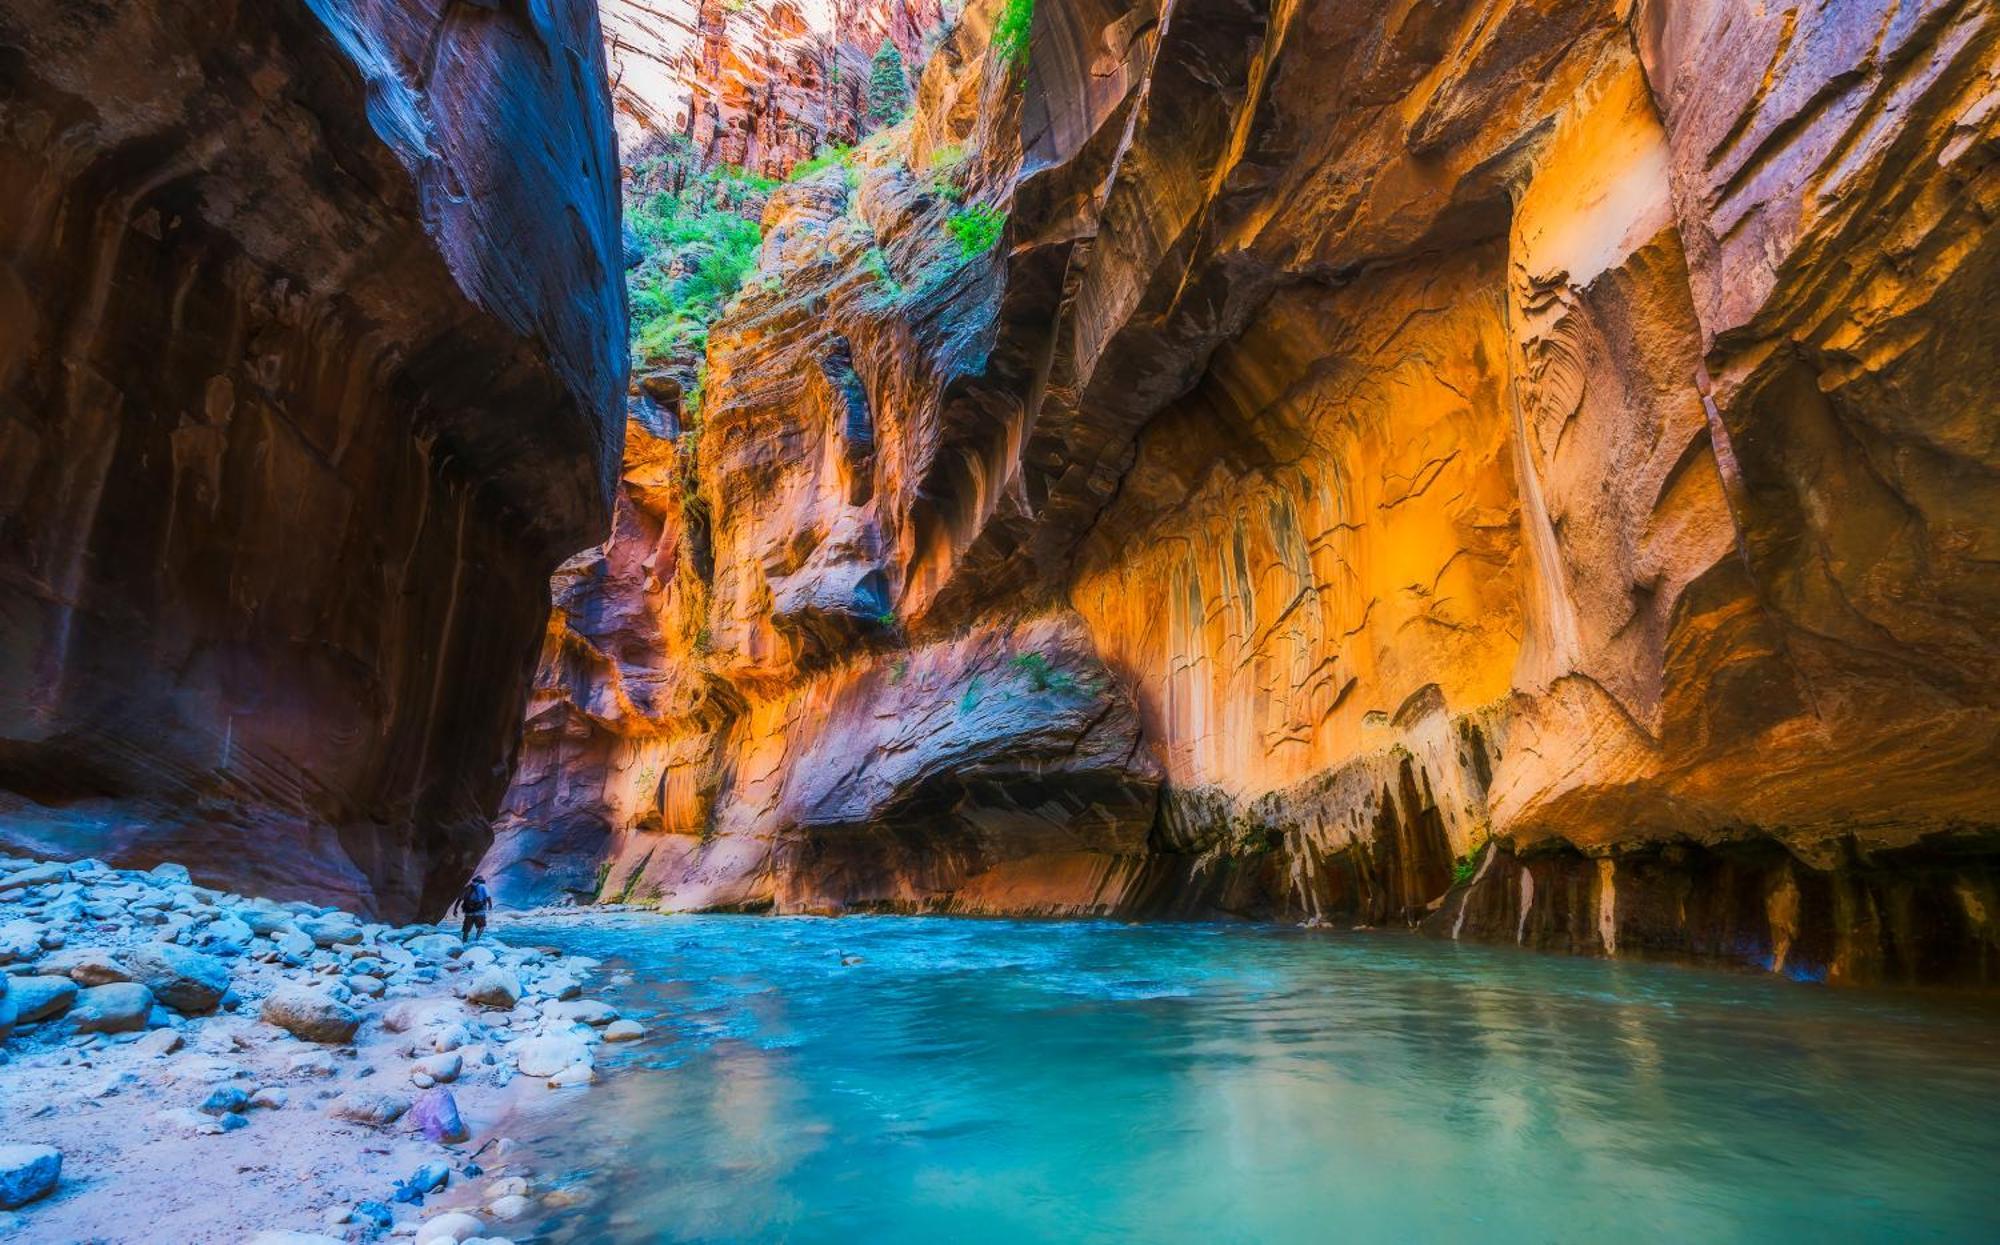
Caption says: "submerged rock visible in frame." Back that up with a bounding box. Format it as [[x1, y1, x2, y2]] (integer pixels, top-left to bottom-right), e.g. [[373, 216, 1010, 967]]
[[397, 1159, 452, 1201], [488, 1193, 535, 1221]]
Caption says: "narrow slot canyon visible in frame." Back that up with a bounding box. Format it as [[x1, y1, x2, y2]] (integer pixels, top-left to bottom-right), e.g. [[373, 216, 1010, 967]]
[[1, 0, 1998, 1240]]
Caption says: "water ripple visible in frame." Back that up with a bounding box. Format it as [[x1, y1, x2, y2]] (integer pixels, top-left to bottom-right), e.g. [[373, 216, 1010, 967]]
[[501, 913, 2000, 1245]]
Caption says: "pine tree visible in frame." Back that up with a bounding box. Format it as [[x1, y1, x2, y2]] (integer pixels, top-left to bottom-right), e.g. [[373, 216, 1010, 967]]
[[866, 42, 908, 127]]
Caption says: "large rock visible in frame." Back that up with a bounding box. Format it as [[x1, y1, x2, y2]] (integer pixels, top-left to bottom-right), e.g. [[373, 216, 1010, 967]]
[[68, 983, 154, 1033], [125, 943, 231, 1014], [298, 916, 364, 949], [549, 999, 620, 1027], [404, 934, 464, 963], [0, 863, 65, 891], [38, 947, 132, 986], [412, 1052, 463, 1085], [0, 0, 626, 922], [461, 968, 521, 1010], [0, 1144, 60, 1210], [329, 1092, 411, 1128], [260, 987, 362, 1044], [513, 1035, 591, 1080], [0, 921, 43, 963], [6, 975, 77, 1024], [413, 1212, 486, 1245], [410, 1087, 470, 1144]]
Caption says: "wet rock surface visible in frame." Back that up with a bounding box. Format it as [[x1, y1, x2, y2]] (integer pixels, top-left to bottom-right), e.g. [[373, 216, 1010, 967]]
[[0, 855, 636, 1241]]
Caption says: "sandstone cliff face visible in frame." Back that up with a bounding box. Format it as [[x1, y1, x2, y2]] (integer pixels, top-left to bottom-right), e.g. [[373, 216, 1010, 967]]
[[0, 0, 626, 919], [494, 0, 2000, 982], [604, 0, 944, 174]]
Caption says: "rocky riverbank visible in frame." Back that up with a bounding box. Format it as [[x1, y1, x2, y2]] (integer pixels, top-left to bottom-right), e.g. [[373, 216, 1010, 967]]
[[0, 855, 643, 1242]]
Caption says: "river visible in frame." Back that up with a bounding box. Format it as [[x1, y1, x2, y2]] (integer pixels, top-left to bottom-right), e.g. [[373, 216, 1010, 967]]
[[489, 912, 2000, 1243]]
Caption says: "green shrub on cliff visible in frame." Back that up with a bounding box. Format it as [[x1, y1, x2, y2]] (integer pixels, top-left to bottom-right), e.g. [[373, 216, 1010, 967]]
[[993, 0, 1034, 68], [1452, 845, 1485, 887], [626, 167, 767, 369], [946, 203, 1007, 257]]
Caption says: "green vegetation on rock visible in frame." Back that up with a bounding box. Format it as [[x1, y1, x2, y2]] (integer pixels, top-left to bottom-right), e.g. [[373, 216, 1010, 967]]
[[1452, 846, 1485, 887], [625, 156, 770, 371], [788, 143, 854, 183], [946, 203, 1007, 257], [867, 42, 909, 125], [1010, 651, 1077, 694], [993, 0, 1034, 68]]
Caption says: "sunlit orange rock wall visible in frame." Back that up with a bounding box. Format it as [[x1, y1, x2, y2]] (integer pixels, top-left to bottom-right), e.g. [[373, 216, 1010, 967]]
[[497, 0, 2000, 979], [0, 0, 626, 919]]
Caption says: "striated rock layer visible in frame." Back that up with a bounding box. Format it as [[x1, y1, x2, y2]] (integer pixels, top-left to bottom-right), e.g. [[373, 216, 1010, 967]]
[[604, 0, 944, 175], [493, 0, 2000, 983], [0, 0, 627, 919]]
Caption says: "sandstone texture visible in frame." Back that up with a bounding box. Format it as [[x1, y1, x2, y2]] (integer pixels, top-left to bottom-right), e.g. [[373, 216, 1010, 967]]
[[484, 0, 2000, 983], [604, 0, 943, 176], [0, 0, 628, 919]]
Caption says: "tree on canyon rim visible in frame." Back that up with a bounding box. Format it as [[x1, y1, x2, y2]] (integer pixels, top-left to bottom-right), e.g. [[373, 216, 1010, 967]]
[[867, 42, 908, 126]]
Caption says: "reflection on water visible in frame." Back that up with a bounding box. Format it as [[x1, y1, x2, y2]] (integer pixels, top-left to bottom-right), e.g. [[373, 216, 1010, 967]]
[[498, 915, 2000, 1244]]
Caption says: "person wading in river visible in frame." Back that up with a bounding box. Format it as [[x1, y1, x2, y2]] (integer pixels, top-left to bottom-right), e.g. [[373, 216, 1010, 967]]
[[449, 874, 493, 942]]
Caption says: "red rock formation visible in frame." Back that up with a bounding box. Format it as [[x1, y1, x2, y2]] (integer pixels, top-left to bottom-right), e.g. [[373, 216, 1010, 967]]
[[604, 0, 944, 175], [494, 0, 2000, 981], [0, 0, 627, 919]]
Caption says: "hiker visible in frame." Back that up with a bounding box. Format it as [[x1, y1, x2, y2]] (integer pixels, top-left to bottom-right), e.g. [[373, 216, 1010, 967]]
[[449, 874, 493, 942]]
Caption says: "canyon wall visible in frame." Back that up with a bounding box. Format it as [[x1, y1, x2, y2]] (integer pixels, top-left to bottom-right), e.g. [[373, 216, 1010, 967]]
[[0, 0, 627, 919], [604, 0, 944, 174], [492, 0, 2000, 983]]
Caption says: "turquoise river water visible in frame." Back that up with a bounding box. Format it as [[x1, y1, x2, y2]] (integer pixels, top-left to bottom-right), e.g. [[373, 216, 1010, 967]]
[[494, 913, 2000, 1244]]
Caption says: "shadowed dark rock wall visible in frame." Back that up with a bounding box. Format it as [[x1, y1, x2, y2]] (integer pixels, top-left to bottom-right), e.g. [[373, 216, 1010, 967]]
[[0, 0, 627, 919]]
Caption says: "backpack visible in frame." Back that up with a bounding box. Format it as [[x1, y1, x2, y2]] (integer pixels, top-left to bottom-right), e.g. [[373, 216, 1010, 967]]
[[462, 881, 490, 914]]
